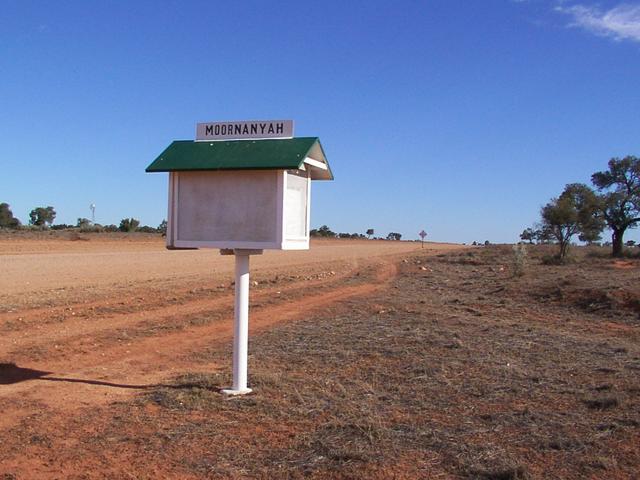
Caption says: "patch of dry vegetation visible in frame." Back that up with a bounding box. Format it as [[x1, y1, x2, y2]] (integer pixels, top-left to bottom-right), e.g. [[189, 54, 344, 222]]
[[1, 246, 638, 479], [101, 246, 637, 478]]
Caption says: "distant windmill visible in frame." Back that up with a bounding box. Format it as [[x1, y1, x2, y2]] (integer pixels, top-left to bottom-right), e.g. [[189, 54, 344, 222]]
[[89, 203, 96, 224]]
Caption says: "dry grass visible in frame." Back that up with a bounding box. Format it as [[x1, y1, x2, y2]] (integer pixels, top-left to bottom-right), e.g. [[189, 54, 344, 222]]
[[1, 245, 639, 479], [108, 246, 638, 479]]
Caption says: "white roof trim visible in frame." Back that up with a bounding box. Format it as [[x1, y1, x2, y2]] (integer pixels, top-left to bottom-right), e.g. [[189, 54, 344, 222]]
[[304, 157, 327, 170]]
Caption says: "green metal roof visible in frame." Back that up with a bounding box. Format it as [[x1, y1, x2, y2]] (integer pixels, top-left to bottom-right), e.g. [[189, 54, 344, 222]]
[[145, 137, 333, 180]]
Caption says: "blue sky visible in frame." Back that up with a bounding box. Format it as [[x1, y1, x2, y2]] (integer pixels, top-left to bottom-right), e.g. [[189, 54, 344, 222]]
[[1, 0, 639, 243]]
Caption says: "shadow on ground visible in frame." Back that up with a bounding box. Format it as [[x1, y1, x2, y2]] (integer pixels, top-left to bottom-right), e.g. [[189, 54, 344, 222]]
[[0, 363, 219, 391]]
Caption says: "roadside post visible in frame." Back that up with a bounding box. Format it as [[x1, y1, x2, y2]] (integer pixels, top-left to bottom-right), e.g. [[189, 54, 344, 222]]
[[146, 120, 333, 395], [419, 230, 427, 248]]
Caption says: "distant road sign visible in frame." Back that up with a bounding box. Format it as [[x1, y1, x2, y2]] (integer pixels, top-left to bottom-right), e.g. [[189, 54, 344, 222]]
[[419, 230, 427, 239]]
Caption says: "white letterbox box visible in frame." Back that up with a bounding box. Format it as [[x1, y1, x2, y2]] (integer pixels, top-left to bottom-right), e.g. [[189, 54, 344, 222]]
[[146, 136, 332, 250]]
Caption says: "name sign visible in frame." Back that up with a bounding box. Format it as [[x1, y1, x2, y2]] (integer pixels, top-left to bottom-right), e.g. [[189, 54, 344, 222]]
[[196, 120, 294, 141]]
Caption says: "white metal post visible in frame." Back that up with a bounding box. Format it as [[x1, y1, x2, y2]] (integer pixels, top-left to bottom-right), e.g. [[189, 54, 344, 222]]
[[222, 250, 255, 395]]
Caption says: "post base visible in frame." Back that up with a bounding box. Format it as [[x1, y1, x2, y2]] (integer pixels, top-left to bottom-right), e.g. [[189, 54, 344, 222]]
[[221, 388, 253, 396]]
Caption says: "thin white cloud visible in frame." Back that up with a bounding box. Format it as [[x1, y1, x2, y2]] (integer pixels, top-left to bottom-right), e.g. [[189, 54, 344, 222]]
[[556, 3, 640, 42]]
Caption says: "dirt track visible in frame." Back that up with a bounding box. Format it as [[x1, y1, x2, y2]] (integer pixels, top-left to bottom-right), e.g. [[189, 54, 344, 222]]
[[0, 236, 461, 438], [1, 239, 639, 478], [0, 236, 435, 307]]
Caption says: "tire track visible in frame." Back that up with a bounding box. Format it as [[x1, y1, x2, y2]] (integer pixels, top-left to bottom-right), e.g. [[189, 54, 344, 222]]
[[0, 261, 398, 412]]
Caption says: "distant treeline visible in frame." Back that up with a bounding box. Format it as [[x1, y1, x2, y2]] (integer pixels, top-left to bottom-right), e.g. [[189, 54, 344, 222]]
[[1, 205, 407, 242], [0, 203, 166, 234], [310, 225, 402, 241]]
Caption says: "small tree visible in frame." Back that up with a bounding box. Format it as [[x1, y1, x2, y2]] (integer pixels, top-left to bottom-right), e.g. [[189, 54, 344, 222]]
[[540, 183, 604, 261], [366, 228, 374, 239], [119, 218, 140, 232], [0, 203, 21, 229], [591, 156, 640, 257], [386, 232, 402, 241], [519, 228, 536, 244], [29, 206, 56, 227]]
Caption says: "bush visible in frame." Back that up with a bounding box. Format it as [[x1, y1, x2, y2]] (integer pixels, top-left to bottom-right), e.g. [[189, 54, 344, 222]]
[[137, 225, 158, 233], [119, 218, 140, 232], [541, 254, 576, 265], [79, 224, 104, 233], [50, 224, 73, 230], [76, 218, 91, 228], [310, 225, 336, 237]]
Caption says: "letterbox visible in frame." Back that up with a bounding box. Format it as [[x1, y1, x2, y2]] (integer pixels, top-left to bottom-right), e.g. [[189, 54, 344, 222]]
[[145, 136, 333, 250]]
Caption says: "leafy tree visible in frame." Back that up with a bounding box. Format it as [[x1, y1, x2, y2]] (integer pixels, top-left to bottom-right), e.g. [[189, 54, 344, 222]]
[[520, 228, 536, 244], [319, 225, 335, 237], [591, 156, 640, 257], [366, 228, 374, 239], [77, 218, 91, 228], [521, 226, 554, 244], [158, 219, 168, 236], [119, 218, 140, 232], [29, 206, 56, 227], [577, 224, 602, 244], [310, 225, 336, 238], [386, 232, 402, 241], [534, 226, 555, 244], [625, 240, 636, 247], [540, 183, 604, 261], [0, 203, 21, 229]]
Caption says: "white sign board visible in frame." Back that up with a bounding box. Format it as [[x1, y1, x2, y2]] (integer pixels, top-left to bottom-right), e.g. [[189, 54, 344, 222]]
[[196, 120, 294, 141]]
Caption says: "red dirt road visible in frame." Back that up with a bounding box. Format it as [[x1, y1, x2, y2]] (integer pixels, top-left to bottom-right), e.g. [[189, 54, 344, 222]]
[[0, 236, 437, 308], [0, 236, 463, 434], [1, 239, 638, 479]]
